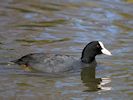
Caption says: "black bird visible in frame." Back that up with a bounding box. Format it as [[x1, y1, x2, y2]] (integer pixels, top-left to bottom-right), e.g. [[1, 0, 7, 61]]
[[12, 41, 112, 73]]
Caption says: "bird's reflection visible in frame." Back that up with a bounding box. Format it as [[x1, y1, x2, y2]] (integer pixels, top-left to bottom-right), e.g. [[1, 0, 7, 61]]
[[80, 62, 102, 92]]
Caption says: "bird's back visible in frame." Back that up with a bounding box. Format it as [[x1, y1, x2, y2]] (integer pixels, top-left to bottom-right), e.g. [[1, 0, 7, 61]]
[[13, 53, 78, 73]]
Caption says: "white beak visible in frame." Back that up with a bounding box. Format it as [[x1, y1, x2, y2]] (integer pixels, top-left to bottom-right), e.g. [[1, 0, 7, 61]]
[[99, 41, 112, 56], [101, 48, 112, 56]]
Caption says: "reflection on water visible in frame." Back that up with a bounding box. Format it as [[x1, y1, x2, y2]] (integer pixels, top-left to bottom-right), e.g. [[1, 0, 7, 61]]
[[0, 0, 133, 99], [81, 62, 111, 92], [81, 64, 102, 92]]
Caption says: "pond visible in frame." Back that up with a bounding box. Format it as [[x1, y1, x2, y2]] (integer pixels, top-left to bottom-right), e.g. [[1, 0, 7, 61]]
[[0, 0, 133, 100]]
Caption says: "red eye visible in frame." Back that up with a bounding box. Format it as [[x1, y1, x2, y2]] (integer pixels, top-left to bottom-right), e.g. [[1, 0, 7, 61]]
[[97, 45, 100, 48]]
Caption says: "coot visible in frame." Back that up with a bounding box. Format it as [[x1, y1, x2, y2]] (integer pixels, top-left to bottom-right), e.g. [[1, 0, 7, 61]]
[[12, 41, 112, 73]]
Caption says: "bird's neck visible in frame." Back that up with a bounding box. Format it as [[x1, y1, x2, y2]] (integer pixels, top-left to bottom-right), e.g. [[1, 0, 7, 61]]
[[81, 56, 95, 64]]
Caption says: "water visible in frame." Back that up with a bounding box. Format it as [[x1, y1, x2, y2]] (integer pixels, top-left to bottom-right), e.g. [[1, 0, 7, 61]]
[[0, 0, 133, 100]]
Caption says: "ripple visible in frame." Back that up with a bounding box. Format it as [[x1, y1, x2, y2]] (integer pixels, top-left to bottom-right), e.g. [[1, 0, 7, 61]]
[[14, 19, 67, 28], [15, 38, 70, 45]]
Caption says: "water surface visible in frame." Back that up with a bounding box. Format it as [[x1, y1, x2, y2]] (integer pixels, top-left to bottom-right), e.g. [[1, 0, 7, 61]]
[[0, 0, 133, 100]]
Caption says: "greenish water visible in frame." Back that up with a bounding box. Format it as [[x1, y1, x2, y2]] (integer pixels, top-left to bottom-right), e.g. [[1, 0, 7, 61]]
[[0, 0, 133, 100]]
